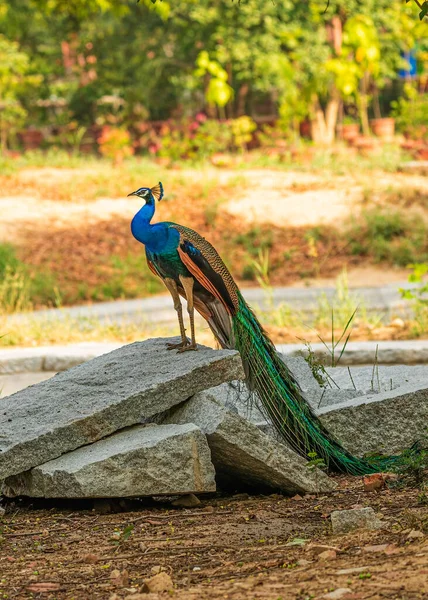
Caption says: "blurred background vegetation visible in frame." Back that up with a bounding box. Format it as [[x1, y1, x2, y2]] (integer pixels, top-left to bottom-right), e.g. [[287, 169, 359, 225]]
[[0, 0, 426, 162], [0, 0, 427, 347]]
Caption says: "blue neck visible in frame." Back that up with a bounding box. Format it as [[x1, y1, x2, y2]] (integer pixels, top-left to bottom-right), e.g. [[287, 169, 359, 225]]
[[131, 201, 175, 253]]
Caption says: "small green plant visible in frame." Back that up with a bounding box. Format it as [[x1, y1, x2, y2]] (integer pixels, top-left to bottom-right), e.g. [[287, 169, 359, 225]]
[[400, 263, 428, 335], [300, 341, 328, 387], [110, 523, 134, 552], [305, 451, 327, 494], [316, 307, 357, 368], [306, 451, 327, 471], [391, 435, 428, 488]]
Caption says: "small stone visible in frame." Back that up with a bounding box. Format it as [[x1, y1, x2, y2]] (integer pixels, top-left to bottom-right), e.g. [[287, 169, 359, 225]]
[[150, 565, 166, 575], [384, 544, 399, 555], [110, 569, 129, 586], [363, 473, 385, 492], [307, 543, 341, 555], [391, 318, 405, 328], [0, 506, 5, 516], [142, 572, 174, 593], [318, 550, 337, 560], [171, 493, 201, 508], [322, 589, 353, 600], [336, 566, 370, 575], [82, 553, 100, 564], [296, 559, 311, 566], [407, 529, 425, 540], [331, 507, 382, 535], [363, 544, 389, 553], [291, 494, 303, 501], [204, 505, 214, 513]]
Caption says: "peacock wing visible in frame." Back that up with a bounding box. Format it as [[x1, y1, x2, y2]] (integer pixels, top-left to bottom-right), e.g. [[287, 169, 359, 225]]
[[171, 224, 238, 315], [145, 248, 164, 280]]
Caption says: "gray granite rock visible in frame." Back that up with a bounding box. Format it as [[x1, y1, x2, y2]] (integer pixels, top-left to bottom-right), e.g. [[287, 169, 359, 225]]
[[324, 364, 428, 397], [3, 424, 216, 498], [330, 507, 382, 534], [163, 387, 337, 494], [319, 382, 428, 456], [0, 338, 244, 480]]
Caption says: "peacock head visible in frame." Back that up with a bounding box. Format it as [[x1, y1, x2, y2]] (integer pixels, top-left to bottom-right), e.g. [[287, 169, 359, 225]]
[[128, 182, 164, 204]]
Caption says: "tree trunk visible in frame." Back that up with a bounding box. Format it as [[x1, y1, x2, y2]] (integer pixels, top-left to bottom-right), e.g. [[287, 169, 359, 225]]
[[310, 89, 340, 144], [358, 72, 370, 136], [236, 83, 249, 117]]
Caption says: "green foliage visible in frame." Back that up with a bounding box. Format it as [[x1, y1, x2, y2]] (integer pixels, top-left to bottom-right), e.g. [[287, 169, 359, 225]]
[[400, 263, 428, 334], [391, 86, 428, 141], [347, 208, 428, 266], [194, 51, 234, 108], [391, 431, 428, 488], [234, 227, 274, 258], [1, 0, 425, 143], [306, 451, 327, 471], [0, 243, 61, 312]]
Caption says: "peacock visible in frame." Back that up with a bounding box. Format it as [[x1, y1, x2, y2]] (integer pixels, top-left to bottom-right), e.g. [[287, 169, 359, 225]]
[[129, 182, 395, 476]]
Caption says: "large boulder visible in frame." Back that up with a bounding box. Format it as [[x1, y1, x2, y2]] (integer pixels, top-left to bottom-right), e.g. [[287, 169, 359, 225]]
[[162, 387, 337, 494], [3, 423, 216, 498], [319, 382, 428, 456], [0, 338, 244, 480]]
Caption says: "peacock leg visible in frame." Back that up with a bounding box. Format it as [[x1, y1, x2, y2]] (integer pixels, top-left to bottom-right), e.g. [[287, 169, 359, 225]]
[[178, 275, 198, 352], [163, 277, 189, 350]]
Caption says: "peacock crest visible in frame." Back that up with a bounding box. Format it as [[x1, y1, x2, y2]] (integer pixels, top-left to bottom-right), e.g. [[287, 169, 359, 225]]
[[151, 182, 164, 202]]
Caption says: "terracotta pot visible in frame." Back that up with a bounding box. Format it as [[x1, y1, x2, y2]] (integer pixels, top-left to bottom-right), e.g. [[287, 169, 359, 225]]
[[416, 147, 428, 160], [370, 118, 395, 139], [340, 123, 360, 142], [299, 119, 311, 139], [353, 135, 379, 156], [19, 129, 44, 150]]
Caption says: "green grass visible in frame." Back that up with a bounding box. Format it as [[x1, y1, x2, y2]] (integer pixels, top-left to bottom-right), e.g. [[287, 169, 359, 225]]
[[347, 207, 428, 266], [0, 243, 61, 313]]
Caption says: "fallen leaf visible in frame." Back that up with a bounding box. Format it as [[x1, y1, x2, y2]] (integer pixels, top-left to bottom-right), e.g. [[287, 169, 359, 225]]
[[82, 553, 100, 564], [363, 473, 385, 492]]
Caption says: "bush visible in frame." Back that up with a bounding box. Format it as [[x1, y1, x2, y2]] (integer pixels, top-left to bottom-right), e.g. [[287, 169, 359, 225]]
[[348, 208, 428, 266], [391, 87, 428, 141]]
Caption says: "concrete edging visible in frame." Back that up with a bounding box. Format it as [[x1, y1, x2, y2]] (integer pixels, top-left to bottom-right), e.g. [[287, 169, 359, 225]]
[[1, 340, 428, 375]]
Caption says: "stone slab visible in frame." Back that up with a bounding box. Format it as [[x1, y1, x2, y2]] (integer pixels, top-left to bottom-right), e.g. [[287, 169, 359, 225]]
[[324, 364, 428, 396], [163, 387, 337, 494], [319, 382, 428, 456], [0, 338, 244, 480], [3, 424, 216, 498], [331, 507, 382, 534]]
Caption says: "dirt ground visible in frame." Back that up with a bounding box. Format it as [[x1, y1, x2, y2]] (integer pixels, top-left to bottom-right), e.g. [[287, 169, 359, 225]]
[[1, 478, 427, 600]]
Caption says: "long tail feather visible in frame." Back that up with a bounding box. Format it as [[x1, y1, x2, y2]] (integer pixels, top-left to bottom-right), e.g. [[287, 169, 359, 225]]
[[232, 292, 397, 475]]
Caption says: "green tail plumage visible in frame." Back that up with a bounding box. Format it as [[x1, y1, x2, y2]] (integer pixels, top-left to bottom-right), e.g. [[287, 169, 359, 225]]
[[232, 292, 397, 476]]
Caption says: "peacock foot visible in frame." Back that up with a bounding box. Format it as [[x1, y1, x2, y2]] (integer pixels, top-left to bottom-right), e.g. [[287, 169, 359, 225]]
[[167, 339, 190, 350], [178, 343, 198, 353]]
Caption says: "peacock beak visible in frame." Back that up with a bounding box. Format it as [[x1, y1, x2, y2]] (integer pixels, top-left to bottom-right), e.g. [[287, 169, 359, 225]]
[[127, 191, 138, 197]]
